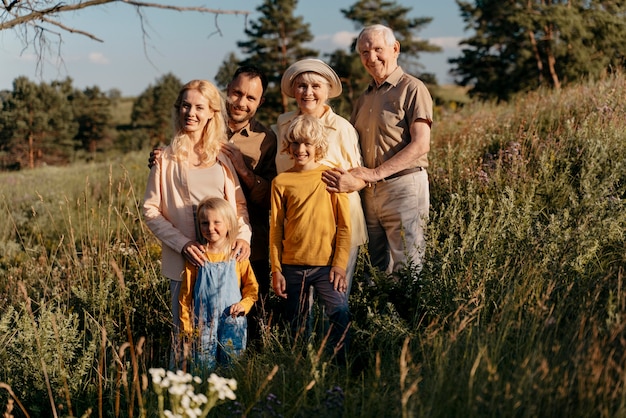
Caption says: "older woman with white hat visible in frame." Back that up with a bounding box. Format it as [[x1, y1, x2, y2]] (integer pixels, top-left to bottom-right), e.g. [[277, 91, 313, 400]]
[[273, 58, 367, 296]]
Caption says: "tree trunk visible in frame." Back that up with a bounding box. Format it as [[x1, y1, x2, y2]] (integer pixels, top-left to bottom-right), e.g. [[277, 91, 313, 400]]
[[528, 31, 544, 85], [543, 24, 561, 90], [28, 133, 34, 169]]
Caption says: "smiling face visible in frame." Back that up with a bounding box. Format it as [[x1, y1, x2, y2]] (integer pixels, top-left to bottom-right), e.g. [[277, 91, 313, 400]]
[[357, 29, 400, 85], [293, 73, 329, 118], [226, 73, 264, 130], [199, 208, 230, 250], [289, 139, 318, 170], [179, 89, 215, 137]]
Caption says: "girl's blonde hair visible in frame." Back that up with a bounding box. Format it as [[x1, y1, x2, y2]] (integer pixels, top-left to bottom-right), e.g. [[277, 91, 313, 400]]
[[196, 197, 238, 254], [282, 114, 328, 161], [170, 80, 227, 164]]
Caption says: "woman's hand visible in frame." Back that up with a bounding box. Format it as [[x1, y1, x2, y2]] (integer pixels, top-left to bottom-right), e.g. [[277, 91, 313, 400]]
[[231, 239, 251, 261], [181, 241, 207, 267]]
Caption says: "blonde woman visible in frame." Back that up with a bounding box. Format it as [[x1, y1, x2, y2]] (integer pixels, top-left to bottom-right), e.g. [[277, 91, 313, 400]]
[[143, 80, 251, 364]]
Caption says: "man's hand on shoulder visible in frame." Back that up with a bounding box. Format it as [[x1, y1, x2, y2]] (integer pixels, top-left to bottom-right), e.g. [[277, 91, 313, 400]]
[[148, 146, 164, 169]]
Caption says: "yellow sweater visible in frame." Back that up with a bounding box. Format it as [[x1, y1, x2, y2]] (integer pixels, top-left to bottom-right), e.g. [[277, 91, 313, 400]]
[[270, 165, 351, 272], [179, 252, 259, 334]]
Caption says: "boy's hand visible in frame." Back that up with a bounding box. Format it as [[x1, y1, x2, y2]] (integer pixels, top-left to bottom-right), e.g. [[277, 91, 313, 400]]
[[329, 266, 347, 293], [272, 272, 287, 299], [229, 302, 245, 317]]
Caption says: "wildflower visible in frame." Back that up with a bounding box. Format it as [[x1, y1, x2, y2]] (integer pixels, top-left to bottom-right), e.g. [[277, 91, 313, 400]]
[[148, 368, 237, 417], [208, 373, 237, 400]]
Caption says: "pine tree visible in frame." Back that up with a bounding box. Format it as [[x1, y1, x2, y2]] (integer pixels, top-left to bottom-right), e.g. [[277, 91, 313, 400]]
[[72, 86, 113, 156], [341, 0, 441, 74], [451, 0, 626, 100], [0, 77, 78, 168], [215, 53, 241, 90], [231, 0, 319, 123], [327, 0, 441, 117], [131, 73, 182, 148]]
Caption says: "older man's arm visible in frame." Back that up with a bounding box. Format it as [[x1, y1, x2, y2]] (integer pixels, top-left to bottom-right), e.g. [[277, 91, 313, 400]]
[[323, 119, 430, 192], [350, 119, 431, 184]]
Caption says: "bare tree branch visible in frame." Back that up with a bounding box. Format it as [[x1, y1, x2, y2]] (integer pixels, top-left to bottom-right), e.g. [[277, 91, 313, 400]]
[[1, 0, 249, 31], [1, 0, 251, 79]]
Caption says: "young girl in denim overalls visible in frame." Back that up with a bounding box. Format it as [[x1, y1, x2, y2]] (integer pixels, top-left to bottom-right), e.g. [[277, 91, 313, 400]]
[[179, 197, 259, 370]]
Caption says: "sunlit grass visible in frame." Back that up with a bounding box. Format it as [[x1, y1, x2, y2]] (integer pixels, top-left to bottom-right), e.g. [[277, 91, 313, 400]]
[[0, 72, 625, 417]]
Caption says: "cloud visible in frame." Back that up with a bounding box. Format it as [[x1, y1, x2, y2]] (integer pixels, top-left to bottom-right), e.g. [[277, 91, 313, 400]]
[[16, 53, 37, 62], [428, 36, 464, 50], [330, 31, 357, 48], [88, 52, 109, 64], [309, 33, 464, 55], [310, 31, 358, 53]]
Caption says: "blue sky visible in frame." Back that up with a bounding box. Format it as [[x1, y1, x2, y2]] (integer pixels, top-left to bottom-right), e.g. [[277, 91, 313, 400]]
[[0, 0, 467, 96]]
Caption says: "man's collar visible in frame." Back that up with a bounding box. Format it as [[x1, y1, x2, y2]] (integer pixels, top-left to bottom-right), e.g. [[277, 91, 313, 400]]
[[228, 120, 252, 138], [368, 66, 404, 90]]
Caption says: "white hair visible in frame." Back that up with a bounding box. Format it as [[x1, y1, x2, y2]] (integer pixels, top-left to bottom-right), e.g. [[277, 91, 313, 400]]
[[356, 24, 398, 53]]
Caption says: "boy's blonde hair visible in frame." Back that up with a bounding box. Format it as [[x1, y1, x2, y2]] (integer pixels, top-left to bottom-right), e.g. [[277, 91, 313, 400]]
[[282, 114, 328, 162], [196, 197, 238, 253]]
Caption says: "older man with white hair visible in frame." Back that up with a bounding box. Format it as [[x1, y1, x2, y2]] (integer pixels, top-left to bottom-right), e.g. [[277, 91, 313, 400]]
[[323, 24, 433, 275]]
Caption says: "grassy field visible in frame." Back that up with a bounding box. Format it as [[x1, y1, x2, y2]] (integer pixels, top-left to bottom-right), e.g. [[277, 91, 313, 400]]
[[0, 73, 625, 417]]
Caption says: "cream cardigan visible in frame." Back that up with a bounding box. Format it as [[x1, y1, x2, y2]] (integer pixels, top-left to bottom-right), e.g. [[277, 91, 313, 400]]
[[143, 147, 251, 281]]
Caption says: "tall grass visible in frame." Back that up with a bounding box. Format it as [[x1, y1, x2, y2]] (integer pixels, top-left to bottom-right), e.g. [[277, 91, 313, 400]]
[[1, 73, 625, 417]]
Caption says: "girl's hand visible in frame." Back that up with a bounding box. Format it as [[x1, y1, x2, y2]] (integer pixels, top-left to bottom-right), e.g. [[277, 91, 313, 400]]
[[229, 302, 245, 317], [181, 241, 207, 267], [329, 266, 347, 293]]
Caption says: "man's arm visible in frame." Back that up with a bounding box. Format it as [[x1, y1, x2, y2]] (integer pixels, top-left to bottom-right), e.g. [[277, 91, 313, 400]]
[[323, 119, 431, 192], [349, 119, 431, 183], [221, 137, 277, 209]]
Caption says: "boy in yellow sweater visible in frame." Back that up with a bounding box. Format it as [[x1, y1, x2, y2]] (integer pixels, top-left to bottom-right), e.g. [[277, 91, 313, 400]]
[[270, 114, 351, 361]]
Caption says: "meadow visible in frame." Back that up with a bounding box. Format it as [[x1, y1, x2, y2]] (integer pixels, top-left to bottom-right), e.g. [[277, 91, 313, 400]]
[[0, 73, 625, 417]]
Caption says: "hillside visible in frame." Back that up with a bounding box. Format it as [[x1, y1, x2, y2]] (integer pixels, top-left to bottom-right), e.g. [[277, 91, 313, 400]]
[[0, 73, 624, 417]]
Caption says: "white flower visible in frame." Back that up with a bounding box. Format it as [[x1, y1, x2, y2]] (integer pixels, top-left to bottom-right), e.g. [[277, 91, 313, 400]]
[[208, 373, 237, 400]]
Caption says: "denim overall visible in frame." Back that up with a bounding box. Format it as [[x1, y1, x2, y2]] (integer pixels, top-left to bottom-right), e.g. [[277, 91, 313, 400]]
[[193, 259, 247, 369]]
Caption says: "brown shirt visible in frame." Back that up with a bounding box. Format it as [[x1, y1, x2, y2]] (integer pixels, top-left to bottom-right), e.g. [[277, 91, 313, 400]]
[[351, 66, 433, 169], [228, 118, 277, 261]]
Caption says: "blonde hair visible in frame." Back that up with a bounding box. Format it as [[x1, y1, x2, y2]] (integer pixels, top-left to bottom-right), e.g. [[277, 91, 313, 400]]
[[170, 80, 227, 164], [282, 114, 328, 161], [196, 197, 238, 254]]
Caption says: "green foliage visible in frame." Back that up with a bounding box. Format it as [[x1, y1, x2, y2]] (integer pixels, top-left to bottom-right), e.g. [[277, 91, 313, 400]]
[[328, 0, 443, 118], [215, 52, 241, 90], [0, 77, 79, 169], [341, 0, 442, 75], [234, 0, 319, 124], [452, 0, 626, 100], [131, 73, 182, 148], [0, 74, 625, 416], [72, 85, 113, 155]]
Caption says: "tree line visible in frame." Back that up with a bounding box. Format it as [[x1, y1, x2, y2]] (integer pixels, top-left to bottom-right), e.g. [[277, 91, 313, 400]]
[[1, 0, 623, 170]]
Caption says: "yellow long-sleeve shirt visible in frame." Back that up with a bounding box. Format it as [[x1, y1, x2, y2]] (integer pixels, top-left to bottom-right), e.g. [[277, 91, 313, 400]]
[[270, 165, 351, 273], [179, 252, 259, 334]]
